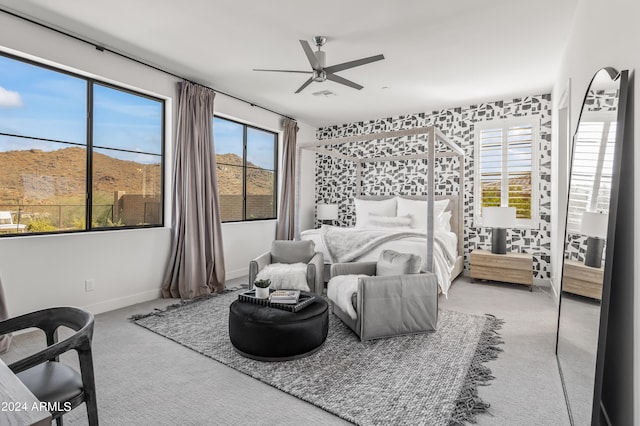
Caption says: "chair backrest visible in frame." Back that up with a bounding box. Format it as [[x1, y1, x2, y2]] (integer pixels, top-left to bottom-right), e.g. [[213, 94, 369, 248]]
[[0, 211, 13, 225], [271, 240, 316, 264]]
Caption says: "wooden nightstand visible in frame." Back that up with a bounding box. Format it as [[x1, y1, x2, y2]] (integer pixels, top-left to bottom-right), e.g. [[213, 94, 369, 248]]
[[562, 259, 603, 300], [470, 249, 533, 288]]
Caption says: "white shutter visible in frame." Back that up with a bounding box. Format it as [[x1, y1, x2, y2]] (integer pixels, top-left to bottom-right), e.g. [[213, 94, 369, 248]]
[[506, 125, 533, 219]]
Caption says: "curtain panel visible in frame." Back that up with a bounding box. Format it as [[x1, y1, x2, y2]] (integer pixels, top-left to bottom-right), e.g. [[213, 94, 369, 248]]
[[162, 82, 225, 299], [276, 118, 299, 240]]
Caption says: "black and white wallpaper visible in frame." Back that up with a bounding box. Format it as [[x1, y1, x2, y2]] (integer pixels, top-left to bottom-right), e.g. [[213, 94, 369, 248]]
[[315, 95, 553, 280]]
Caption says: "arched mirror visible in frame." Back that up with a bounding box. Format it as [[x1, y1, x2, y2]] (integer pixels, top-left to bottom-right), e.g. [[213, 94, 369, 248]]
[[556, 67, 629, 425]]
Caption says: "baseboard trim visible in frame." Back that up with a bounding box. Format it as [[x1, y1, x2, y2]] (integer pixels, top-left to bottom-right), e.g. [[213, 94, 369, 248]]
[[534, 278, 552, 288], [81, 289, 162, 315], [226, 267, 249, 280]]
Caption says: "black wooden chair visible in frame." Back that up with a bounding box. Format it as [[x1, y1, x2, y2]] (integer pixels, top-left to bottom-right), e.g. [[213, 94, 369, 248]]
[[0, 307, 98, 426]]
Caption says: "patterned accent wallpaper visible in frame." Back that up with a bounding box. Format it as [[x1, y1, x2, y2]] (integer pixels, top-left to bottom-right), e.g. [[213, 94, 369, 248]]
[[315, 95, 553, 280]]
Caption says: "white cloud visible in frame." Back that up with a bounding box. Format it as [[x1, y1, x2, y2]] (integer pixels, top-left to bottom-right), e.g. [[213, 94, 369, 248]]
[[0, 86, 23, 108]]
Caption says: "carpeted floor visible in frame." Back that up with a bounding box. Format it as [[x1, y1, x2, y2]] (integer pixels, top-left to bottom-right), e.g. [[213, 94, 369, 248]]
[[132, 289, 503, 426], [0, 276, 571, 425]]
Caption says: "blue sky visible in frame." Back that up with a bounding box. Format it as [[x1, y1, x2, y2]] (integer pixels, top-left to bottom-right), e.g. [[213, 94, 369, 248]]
[[0, 55, 162, 164]]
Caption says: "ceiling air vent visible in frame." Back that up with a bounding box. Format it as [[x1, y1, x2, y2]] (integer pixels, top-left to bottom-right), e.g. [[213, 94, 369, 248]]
[[312, 90, 336, 97]]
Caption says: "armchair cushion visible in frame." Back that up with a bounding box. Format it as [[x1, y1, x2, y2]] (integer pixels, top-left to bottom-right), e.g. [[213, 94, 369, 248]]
[[271, 240, 315, 264], [255, 263, 310, 291], [376, 249, 421, 276]]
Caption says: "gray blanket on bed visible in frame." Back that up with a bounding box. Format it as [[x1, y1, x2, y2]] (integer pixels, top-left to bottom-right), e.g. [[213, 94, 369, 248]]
[[320, 225, 426, 263]]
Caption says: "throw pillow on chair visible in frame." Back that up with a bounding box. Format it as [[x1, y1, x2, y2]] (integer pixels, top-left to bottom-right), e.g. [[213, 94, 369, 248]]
[[255, 263, 310, 291]]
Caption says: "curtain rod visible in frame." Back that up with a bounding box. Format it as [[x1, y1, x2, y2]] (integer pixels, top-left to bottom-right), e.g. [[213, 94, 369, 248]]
[[0, 8, 295, 122]]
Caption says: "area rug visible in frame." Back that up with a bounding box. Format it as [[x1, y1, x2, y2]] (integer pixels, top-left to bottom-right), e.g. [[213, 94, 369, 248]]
[[132, 289, 504, 426]]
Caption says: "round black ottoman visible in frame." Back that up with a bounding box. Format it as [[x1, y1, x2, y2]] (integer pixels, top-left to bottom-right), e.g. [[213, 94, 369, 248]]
[[229, 294, 328, 361]]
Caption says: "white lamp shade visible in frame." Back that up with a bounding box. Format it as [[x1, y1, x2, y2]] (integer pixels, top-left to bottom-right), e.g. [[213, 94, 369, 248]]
[[317, 204, 338, 220], [483, 207, 516, 228], [580, 212, 608, 238]]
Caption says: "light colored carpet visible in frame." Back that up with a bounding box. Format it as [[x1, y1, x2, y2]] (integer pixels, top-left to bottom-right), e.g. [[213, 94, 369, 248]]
[[0, 276, 570, 425], [133, 289, 503, 426]]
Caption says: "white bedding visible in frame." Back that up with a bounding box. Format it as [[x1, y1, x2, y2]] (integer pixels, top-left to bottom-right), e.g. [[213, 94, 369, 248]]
[[301, 226, 458, 296]]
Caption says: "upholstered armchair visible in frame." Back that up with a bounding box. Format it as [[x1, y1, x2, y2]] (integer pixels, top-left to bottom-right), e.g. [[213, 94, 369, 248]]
[[249, 240, 324, 295], [328, 250, 438, 341]]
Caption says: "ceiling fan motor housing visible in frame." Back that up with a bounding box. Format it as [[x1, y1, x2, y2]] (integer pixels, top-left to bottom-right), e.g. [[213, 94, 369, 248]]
[[315, 50, 326, 70]]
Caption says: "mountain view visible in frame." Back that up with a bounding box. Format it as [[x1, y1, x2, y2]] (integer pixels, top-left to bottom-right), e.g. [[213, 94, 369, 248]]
[[0, 148, 273, 204]]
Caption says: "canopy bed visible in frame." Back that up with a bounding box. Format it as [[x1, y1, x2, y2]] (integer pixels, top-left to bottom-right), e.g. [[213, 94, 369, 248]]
[[294, 126, 465, 295]]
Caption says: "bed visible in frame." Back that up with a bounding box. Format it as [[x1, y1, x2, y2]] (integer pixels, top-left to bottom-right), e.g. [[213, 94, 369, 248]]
[[294, 126, 465, 296], [300, 195, 464, 295]]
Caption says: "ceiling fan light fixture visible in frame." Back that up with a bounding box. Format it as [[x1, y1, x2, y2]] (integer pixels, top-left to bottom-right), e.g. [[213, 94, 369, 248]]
[[313, 70, 327, 82]]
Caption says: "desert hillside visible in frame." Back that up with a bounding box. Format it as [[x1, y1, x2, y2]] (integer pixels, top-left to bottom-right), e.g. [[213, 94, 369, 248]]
[[0, 147, 273, 203]]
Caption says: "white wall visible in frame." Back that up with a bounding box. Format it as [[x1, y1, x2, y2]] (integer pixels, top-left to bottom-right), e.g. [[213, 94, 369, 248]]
[[0, 12, 316, 315], [552, 0, 639, 422]]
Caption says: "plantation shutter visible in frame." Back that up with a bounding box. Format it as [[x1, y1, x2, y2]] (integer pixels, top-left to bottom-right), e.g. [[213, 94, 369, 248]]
[[566, 119, 616, 231], [478, 124, 533, 219], [506, 125, 533, 219]]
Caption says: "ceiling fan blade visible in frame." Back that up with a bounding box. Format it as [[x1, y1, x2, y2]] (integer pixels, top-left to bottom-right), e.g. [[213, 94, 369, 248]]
[[299, 40, 319, 70], [294, 77, 314, 94], [253, 69, 313, 74], [326, 73, 363, 90], [324, 54, 385, 74]]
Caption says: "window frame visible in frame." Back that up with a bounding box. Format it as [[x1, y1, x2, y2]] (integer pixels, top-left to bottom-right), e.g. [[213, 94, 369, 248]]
[[474, 117, 540, 229], [213, 115, 278, 223], [0, 51, 165, 237]]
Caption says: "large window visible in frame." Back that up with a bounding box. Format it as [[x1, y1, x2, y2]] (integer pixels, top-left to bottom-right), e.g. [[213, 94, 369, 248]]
[[213, 116, 277, 222], [566, 112, 616, 232], [475, 118, 539, 227], [0, 53, 164, 236]]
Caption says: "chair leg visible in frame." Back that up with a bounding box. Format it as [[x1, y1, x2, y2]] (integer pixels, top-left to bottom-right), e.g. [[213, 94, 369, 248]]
[[79, 349, 99, 426], [86, 397, 99, 426]]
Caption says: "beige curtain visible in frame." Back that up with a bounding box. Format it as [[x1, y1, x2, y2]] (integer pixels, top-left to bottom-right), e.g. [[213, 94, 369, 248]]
[[162, 81, 225, 299], [276, 118, 298, 240]]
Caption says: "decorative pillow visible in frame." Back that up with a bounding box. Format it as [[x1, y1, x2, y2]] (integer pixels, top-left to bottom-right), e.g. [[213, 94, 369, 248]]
[[396, 197, 449, 230], [367, 214, 412, 228], [354, 198, 397, 228], [376, 249, 422, 277], [256, 263, 310, 291], [438, 211, 452, 232], [271, 240, 315, 264]]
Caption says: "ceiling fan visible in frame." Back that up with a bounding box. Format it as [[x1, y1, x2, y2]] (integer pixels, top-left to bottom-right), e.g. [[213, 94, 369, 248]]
[[253, 36, 385, 94]]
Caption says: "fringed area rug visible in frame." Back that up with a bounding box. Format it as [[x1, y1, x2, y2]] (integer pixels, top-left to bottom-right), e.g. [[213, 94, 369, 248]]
[[132, 290, 504, 426]]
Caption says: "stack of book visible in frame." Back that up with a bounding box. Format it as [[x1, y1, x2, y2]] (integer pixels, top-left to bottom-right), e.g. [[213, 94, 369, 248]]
[[269, 290, 300, 304]]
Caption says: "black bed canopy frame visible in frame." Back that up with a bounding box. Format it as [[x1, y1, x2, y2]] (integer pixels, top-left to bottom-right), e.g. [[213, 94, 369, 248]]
[[294, 126, 465, 273]]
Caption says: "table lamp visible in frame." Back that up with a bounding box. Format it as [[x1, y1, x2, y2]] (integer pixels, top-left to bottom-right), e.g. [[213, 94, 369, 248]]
[[580, 211, 608, 268], [483, 207, 516, 254], [317, 203, 338, 225]]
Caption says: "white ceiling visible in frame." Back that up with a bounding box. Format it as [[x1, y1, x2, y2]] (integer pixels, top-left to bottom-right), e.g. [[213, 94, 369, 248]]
[[0, 0, 578, 127]]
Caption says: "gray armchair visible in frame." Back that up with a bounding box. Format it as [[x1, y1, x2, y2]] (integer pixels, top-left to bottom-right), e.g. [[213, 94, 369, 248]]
[[249, 240, 324, 295], [329, 261, 438, 341]]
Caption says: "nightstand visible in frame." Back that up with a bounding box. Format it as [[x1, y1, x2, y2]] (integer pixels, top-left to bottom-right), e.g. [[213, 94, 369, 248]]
[[562, 259, 603, 300], [470, 249, 533, 288]]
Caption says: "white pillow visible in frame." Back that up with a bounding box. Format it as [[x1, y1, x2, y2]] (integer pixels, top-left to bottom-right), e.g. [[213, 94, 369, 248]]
[[396, 197, 449, 230], [368, 214, 412, 228], [354, 198, 397, 228], [438, 210, 452, 232]]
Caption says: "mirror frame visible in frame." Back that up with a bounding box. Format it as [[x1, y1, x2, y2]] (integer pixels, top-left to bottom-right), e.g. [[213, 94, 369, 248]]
[[555, 67, 629, 426]]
